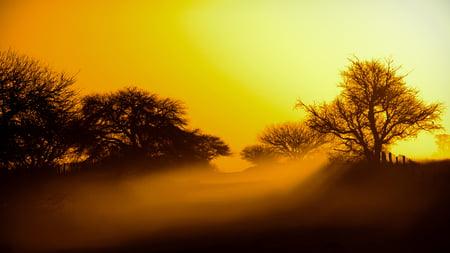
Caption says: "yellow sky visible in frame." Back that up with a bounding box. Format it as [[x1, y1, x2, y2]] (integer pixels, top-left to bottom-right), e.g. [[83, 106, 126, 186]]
[[1, 0, 449, 170]]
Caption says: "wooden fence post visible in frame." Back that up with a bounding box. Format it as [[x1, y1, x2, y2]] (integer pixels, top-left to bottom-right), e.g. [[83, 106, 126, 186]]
[[382, 152, 387, 163]]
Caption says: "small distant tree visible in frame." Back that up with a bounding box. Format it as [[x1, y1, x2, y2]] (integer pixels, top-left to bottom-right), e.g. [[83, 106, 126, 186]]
[[0, 50, 77, 174], [434, 134, 450, 159], [240, 144, 278, 165], [240, 122, 329, 164], [79, 87, 230, 165], [297, 57, 444, 163], [259, 122, 330, 160]]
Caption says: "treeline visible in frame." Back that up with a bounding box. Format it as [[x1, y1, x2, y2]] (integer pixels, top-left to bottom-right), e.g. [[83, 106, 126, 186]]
[[1, 50, 446, 176], [241, 56, 444, 165], [0, 50, 230, 176]]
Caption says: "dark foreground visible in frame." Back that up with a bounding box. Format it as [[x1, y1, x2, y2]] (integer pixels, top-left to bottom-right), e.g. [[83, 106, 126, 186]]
[[1, 160, 450, 253]]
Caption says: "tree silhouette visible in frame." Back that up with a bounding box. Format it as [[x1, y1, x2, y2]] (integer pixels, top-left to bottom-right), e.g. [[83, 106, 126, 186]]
[[79, 87, 230, 166], [259, 122, 329, 160], [297, 57, 444, 163], [187, 133, 231, 162], [434, 134, 450, 159], [241, 122, 329, 164], [79, 87, 185, 161], [240, 144, 278, 165], [0, 50, 78, 174]]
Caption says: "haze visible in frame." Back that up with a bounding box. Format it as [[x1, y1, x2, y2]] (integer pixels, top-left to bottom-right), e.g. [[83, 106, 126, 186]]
[[3, 159, 328, 251], [4, 158, 445, 252]]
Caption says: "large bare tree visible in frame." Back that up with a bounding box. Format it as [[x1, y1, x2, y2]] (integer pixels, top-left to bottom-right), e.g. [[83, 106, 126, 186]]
[[297, 57, 444, 163]]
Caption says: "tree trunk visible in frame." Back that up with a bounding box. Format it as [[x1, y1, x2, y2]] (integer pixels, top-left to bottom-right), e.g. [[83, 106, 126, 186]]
[[364, 148, 381, 166], [363, 148, 374, 163], [373, 143, 382, 166]]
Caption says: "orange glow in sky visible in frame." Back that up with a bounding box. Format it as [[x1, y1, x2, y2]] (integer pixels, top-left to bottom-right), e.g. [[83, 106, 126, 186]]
[[1, 0, 449, 170]]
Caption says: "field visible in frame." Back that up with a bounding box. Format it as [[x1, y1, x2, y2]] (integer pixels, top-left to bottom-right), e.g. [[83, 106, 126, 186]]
[[1, 159, 450, 252]]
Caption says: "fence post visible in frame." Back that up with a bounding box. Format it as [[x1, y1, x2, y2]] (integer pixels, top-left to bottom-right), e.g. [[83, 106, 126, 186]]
[[396, 156, 399, 165], [382, 152, 387, 163], [402, 155, 406, 165], [388, 152, 393, 163]]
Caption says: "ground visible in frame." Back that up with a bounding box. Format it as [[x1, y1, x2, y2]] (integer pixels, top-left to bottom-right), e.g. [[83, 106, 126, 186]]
[[1, 160, 450, 252]]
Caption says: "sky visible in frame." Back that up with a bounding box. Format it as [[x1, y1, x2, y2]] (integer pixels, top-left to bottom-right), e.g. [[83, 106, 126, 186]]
[[1, 0, 449, 170]]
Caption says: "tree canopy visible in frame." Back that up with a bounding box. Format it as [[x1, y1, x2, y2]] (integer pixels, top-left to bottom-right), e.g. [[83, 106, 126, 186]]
[[1, 50, 231, 176], [434, 134, 450, 159], [0, 50, 78, 174], [297, 57, 444, 163], [78, 87, 230, 166], [241, 121, 329, 164], [240, 144, 278, 165]]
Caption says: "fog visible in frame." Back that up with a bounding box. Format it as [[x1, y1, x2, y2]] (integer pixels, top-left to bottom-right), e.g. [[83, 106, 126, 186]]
[[1, 157, 448, 252], [1, 158, 326, 251]]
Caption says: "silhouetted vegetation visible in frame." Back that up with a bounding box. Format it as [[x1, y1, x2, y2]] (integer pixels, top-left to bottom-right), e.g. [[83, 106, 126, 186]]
[[297, 57, 444, 164], [241, 122, 329, 164], [0, 50, 78, 175], [0, 51, 230, 176], [240, 144, 278, 165], [77, 86, 230, 167], [434, 133, 450, 158]]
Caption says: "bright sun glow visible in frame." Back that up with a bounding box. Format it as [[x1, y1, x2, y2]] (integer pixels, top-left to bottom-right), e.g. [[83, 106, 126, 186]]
[[181, 0, 450, 161]]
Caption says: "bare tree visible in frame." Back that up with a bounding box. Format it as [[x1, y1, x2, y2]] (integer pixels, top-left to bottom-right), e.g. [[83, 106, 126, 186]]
[[0, 50, 77, 174], [297, 57, 444, 163], [259, 122, 329, 160], [240, 144, 278, 164], [434, 134, 450, 159], [241, 122, 329, 164]]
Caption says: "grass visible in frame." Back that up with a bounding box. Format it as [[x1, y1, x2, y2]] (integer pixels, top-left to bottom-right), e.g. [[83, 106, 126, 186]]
[[1, 159, 450, 252]]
